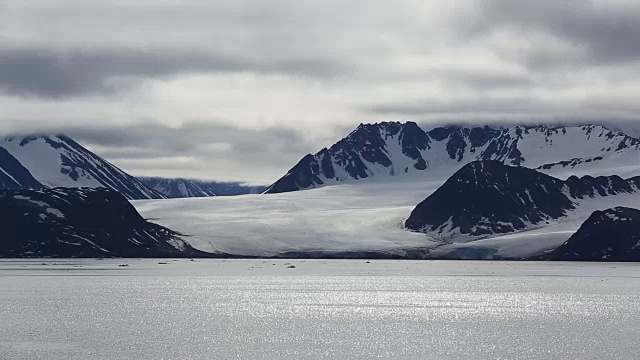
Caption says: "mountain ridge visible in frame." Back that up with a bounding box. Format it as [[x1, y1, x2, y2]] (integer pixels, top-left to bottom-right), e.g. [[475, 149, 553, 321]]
[[140, 177, 267, 198], [266, 122, 640, 193]]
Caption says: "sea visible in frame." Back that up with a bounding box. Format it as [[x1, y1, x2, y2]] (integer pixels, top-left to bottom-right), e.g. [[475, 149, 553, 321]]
[[1, 259, 639, 359]]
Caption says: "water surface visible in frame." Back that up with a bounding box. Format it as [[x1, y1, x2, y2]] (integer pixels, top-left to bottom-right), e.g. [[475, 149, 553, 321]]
[[1, 259, 639, 359]]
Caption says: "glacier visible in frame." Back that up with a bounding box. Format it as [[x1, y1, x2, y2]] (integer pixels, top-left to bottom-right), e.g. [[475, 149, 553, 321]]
[[134, 123, 640, 259]]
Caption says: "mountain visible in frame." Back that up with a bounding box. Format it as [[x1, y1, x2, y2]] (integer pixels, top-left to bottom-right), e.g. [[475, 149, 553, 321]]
[[140, 177, 217, 198], [265, 123, 640, 193], [0, 135, 164, 199], [404, 161, 640, 241], [140, 177, 267, 198], [0, 187, 207, 258], [549, 207, 640, 261]]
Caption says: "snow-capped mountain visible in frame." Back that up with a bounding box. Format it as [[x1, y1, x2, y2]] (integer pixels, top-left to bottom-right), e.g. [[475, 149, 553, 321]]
[[140, 177, 267, 198], [265, 122, 640, 193], [404, 161, 640, 242], [0, 135, 164, 200], [0, 187, 205, 258], [550, 207, 640, 261], [140, 177, 218, 198]]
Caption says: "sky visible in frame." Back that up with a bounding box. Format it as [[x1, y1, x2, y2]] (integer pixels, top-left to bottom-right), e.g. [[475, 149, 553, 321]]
[[1, 0, 640, 185]]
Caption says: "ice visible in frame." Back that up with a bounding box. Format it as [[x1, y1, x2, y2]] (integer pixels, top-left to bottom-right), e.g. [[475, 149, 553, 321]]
[[135, 171, 640, 258], [135, 179, 444, 256]]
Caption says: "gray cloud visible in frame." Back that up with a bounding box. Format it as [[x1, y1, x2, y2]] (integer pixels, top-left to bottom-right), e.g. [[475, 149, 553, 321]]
[[1, 1, 640, 183], [366, 95, 640, 126], [474, 0, 640, 68], [54, 121, 319, 184], [0, 47, 348, 99], [367, 96, 549, 116]]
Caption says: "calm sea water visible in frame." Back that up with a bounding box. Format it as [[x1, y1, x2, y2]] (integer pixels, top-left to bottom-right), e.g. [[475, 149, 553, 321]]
[[1, 259, 639, 359]]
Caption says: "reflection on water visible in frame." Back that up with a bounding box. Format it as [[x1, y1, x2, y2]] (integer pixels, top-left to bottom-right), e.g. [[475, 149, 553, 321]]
[[1, 259, 639, 360]]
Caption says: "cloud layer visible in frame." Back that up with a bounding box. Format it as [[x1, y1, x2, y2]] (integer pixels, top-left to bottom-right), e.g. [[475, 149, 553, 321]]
[[1, 0, 640, 184]]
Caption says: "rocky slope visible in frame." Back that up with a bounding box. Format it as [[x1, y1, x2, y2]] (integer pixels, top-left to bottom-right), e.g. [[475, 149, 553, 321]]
[[404, 161, 640, 241], [0, 187, 205, 258], [549, 207, 640, 261]]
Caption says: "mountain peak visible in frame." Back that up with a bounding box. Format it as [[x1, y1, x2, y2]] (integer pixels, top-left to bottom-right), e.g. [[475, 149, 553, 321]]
[[266, 122, 640, 194], [0, 134, 164, 199]]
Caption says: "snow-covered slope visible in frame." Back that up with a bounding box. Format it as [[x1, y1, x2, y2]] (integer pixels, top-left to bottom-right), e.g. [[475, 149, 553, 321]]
[[0, 135, 164, 200], [0, 146, 43, 190], [266, 123, 640, 193], [140, 177, 267, 198], [134, 179, 442, 257]]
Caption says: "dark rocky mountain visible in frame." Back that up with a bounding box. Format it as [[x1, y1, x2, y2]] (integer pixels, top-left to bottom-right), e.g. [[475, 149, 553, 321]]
[[140, 177, 267, 198], [404, 161, 640, 241], [549, 207, 640, 261], [265, 123, 640, 194], [404, 161, 572, 238], [0, 187, 206, 258], [140, 177, 217, 198], [0, 135, 164, 200]]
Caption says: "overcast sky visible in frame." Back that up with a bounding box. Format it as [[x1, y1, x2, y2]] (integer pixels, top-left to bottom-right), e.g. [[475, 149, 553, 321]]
[[2, 0, 640, 184]]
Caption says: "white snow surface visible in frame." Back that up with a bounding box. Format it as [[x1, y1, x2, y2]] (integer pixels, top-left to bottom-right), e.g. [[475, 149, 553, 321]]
[[134, 179, 442, 256], [0, 136, 161, 199], [0, 137, 102, 188], [134, 174, 640, 258]]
